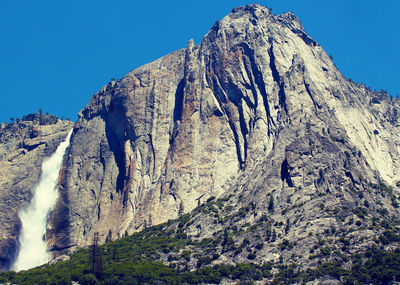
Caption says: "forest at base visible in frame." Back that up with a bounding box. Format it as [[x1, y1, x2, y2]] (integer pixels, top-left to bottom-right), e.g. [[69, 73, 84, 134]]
[[1, 198, 400, 285]]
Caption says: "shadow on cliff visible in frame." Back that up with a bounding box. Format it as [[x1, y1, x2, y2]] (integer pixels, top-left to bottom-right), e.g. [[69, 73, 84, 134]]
[[103, 96, 131, 205], [0, 230, 19, 271]]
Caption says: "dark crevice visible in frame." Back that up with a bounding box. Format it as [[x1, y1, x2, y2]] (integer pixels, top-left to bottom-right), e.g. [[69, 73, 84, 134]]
[[268, 45, 288, 116], [281, 158, 294, 187], [206, 42, 276, 169], [204, 55, 228, 108], [222, 102, 245, 170], [303, 78, 321, 113], [173, 79, 185, 122], [228, 120, 245, 170], [237, 53, 258, 111], [210, 74, 221, 97], [169, 125, 178, 146], [242, 93, 257, 110], [169, 179, 174, 191], [225, 84, 241, 105], [238, 42, 275, 135], [213, 109, 224, 117], [225, 83, 249, 163], [104, 120, 126, 193], [123, 184, 133, 207], [345, 171, 356, 186], [252, 67, 275, 135], [241, 55, 259, 129], [159, 183, 164, 201], [169, 78, 186, 147], [103, 93, 137, 199], [204, 63, 230, 119], [170, 193, 177, 202], [206, 67, 244, 170], [211, 76, 228, 106], [248, 117, 254, 133], [149, 134, 156, 175], [97, 204, 101, 221], [99, 142, 107, 192], [237, 103, 249, 162]]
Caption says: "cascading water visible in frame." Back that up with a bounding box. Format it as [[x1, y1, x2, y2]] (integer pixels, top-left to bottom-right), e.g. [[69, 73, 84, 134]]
[[12, 129, 73, 271]]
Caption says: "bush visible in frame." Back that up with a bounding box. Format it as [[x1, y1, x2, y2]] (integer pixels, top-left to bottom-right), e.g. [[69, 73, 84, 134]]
[[353, 207, 368, 219], [320, 247, 331, 256], [379, 230, 400, 245], [206, 196, 216, 203], [80, 273, 98, 285], [247, 253, 256, 260], [279, 239, 294, 251]]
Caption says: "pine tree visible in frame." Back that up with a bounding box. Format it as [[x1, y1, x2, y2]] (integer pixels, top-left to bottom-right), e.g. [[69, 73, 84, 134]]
[[178, 201, 184, 216], [268, 195, 274, 213], [89, 232, 104, 278]]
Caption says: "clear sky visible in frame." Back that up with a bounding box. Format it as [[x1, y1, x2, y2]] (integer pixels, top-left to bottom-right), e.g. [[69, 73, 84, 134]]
[[1, 0, 399, 123]]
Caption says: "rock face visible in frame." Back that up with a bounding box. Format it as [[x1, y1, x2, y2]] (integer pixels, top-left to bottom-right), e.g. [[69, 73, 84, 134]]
[[0, 115, 73, 270], [49, 2, 400, 260]]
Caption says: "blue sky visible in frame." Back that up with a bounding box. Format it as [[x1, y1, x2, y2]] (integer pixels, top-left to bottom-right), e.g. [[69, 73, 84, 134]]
[[1, 0, 399, 123]]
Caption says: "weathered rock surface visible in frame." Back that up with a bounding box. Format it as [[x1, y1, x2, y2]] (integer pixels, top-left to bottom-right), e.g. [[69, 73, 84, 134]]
[[49, 2, 400, 265], [0, 116, 73, 270]]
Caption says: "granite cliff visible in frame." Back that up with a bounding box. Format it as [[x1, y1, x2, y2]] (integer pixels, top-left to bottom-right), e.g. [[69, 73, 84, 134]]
[[1, 4, 400, 274], [48, 4, 400, 260]]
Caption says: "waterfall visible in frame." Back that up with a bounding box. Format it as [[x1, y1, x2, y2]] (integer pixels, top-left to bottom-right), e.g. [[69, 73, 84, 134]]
[[12, 129, 73, 271]]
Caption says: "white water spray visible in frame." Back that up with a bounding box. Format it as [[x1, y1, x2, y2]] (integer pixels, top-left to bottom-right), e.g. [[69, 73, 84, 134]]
[[12, 129, 73, 271]]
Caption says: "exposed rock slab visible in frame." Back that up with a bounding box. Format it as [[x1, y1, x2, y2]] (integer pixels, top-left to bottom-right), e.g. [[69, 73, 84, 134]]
[[49, 5, 400, 258]]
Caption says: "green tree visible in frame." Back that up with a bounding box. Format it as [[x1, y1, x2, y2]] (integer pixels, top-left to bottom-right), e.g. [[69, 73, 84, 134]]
[[268, 195, 274, 212], [89, 232, 104, 279]]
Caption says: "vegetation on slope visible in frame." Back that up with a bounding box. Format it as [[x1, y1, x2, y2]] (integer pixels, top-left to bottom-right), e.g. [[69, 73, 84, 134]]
[[1, 197, 400, 284]]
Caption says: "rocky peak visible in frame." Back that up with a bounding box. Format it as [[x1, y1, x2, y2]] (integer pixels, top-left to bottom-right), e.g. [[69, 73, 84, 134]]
[[44, 5, 400, 260], [1, 5, 399, 276]]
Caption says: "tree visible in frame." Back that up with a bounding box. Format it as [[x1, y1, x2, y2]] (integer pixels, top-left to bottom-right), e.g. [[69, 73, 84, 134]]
[[271, 229, 277, 242], [80, 273, 98, 285], [268, 195, 274, 212], [89, 232, 104, 279], [38, 108, 44, 124], [113, 244, 117, 262], [105, 229, 112, 243], [178, 201, 184, 217]]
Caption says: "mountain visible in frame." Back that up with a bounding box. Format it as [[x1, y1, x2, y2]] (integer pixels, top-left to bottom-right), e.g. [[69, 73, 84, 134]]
[[1, 4, 400, 281]]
